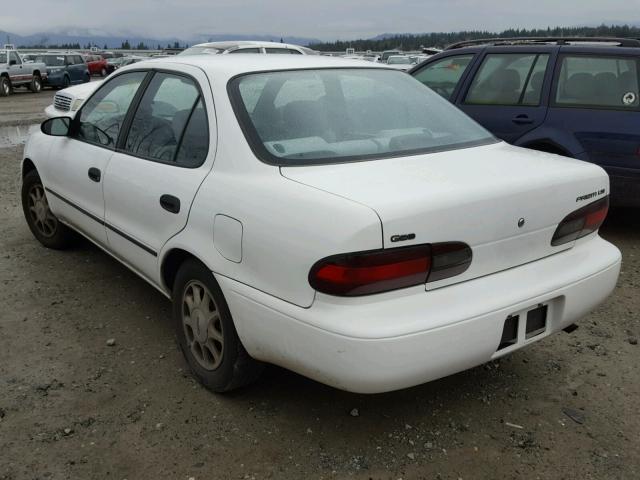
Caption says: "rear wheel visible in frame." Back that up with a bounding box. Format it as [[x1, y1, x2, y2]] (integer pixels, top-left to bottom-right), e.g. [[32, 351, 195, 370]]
[[29, 75, 42, 93], [84, 73, 90, 83], [0, 76, 11, 96], [100, 68, 107, 77], [21, 170, 76, 249], [172, 259, 263, 392]]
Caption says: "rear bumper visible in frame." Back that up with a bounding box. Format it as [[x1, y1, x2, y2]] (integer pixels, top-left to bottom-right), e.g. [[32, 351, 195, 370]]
[[218, 236, 621, 393]]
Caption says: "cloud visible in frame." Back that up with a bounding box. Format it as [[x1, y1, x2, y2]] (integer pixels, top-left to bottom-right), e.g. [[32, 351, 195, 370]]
[[4, 0, 638, 40]]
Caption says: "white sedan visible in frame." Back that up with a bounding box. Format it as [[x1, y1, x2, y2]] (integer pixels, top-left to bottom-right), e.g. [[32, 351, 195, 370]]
[[22, 55, 621, 394]]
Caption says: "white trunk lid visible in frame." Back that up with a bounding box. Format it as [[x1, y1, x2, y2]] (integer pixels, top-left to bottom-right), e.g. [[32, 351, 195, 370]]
[[281, 142, 609, 289]]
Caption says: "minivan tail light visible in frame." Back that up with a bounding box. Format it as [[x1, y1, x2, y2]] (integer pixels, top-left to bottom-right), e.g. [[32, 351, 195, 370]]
[[551, 196, 609, 246], [309, 242, 472, 297]]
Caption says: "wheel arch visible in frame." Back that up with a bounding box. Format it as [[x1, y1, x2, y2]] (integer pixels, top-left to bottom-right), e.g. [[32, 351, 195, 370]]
[[22, 158, 37, 178], [161, 248, 211, 293], [32, 69, 41, 77]]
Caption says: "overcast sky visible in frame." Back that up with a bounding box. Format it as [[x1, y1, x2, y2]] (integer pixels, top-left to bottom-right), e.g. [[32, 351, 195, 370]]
[[3, 0, 639, 40]]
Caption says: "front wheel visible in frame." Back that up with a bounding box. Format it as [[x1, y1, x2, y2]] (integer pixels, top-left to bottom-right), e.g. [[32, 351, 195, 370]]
[[0, 76, 11, 96], [29, 75, 42, 93], [62, 76, 70, 88], [172, 259, 263, 392], [21, 170, 76, 249]]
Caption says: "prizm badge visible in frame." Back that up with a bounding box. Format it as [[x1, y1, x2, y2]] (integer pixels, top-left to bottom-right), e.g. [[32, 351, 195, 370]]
[[390, 233, 416, 243], [576, 189, 605, 202]]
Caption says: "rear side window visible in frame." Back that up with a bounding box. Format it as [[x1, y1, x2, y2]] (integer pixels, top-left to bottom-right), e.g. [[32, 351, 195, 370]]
[[554, 55, 640, 109], [465, 53, 549, 106], [124, 72, 208, 166], [413, 55, 474, 100], [229, 48, 261, 54]]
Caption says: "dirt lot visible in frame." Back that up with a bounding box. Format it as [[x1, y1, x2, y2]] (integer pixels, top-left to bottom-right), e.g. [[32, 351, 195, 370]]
[[0, 87, 639, 480]]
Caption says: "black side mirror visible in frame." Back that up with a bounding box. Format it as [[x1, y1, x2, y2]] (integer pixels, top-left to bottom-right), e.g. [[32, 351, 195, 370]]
[[41, 117, 72, 136], [9, 60, 16, 66]]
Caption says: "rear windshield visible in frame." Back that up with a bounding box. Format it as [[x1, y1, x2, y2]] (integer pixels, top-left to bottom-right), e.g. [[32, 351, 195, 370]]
[[38, 55, 66, 66], [229, 68, 495, 165]]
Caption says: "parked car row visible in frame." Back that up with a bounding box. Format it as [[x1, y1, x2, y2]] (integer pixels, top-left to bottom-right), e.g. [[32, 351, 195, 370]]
[[23, 50, 621, 395]]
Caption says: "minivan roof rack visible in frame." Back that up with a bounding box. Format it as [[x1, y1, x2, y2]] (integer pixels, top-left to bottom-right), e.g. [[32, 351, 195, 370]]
[[446, 37, 640, 50]]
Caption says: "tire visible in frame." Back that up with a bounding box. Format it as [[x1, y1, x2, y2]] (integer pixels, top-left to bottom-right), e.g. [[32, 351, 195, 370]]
[[29, 74, 42, 93], [84, 73, 90, 83], [172, 259, 264, 392], [100, 68, 107, 77], [62, 76, 70, 88], [0, 76, 11, 96], [21, 170, 76, 249]]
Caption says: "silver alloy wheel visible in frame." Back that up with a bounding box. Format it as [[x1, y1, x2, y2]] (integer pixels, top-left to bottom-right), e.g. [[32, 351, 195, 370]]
[[33, 77, 41, 92], [27, 184, 57, 238], [2, 79, 9, 95], [182, 280, 224, 370]]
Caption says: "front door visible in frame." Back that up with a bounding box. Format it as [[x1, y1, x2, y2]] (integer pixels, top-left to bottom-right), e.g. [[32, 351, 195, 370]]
[[103, 66, 214, 282], [457, 51, 553, 143], [44, 71, 148, 246]]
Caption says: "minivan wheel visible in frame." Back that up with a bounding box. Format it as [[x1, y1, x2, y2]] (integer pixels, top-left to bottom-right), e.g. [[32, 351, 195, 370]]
[[0, 76, 11, 96], [29, 75, 42, 93], [21, 170, 76, 249], [62, 76, 70, 88], [172, 259, 263, 392]]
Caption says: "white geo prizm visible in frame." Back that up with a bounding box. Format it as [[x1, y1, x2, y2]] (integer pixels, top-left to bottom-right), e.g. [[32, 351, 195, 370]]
[[22, 55, 621, 394]]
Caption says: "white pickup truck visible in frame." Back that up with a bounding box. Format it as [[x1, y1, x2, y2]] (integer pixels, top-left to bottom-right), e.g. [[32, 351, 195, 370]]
[[0, 46, 47, 96]]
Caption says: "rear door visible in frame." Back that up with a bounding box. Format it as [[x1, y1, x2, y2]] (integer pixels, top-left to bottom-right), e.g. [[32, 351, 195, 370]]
[[8, 51, 26, 84], [102, 66, 215, 282], [456, 49, 554, 143], [546, 51, 640, 168]]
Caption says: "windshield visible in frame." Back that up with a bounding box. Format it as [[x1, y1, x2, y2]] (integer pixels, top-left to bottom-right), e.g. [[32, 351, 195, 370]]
[[179, 46, 223, 56], [38, 55, 66, 66], [388, 56, 412, 64], [230, 68, 495, 165]]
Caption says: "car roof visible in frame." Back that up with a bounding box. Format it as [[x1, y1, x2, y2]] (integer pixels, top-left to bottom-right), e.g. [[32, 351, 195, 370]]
[[441, 43, 640, 55], [191, 40, 304, 50], [123, 54, 391, 80]]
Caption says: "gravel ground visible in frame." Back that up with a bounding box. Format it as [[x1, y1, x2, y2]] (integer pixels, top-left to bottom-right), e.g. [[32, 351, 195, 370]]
[[0, 88, 639, 480]]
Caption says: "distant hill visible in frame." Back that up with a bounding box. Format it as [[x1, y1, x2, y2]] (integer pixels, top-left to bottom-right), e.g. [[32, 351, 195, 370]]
[[0, 29, 321, 49]]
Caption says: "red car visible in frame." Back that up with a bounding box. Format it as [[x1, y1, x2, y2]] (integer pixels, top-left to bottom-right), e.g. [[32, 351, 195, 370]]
[[83, 54, 109, 77]]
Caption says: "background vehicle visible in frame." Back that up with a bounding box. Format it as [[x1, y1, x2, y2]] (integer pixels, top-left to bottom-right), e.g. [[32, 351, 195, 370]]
[[410, 37, 640, 207], [22, 56, 620, 394], [44, 80, 102, 118], [83, 54, 109, 76], [179, 40, 317, 56], [380, 49, 402, 63], [385, 55, 416, 71], [0, 46, 46, 96], [35, 53, 90, 88]]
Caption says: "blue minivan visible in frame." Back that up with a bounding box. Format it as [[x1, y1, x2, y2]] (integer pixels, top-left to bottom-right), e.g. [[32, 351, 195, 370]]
[[410, 37, 640, 207], [36, 53, 90, 89]]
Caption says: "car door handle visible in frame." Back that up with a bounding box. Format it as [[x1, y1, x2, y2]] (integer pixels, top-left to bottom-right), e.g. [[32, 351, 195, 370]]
[[512, 114, 534, 125], [88, 167, 101, 182], [160, 194, 180, 214]]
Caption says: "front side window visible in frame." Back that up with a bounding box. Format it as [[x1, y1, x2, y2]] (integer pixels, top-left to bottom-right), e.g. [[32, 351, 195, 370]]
[[230, 68, 494, 165], [465, 53, 549, 106], [75, 71, 147, 148], [124, 72, 207, 166], [413, 55, 474, 100], [554, 55, 640, 109]]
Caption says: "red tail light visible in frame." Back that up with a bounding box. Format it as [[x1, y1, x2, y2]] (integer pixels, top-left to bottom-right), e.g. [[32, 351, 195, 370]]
[[551, 196, 609, 246], [309, 242, 472, 297]]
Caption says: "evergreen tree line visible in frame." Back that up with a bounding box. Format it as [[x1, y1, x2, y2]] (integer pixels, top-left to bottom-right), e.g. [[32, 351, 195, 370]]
[[16, 40, 188, 50], [308, 24, 640, 51]]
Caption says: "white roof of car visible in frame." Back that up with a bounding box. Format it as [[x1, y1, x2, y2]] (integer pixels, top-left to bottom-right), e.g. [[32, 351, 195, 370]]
[[190, 40, 306, 50], [125, 54, 390, 80]]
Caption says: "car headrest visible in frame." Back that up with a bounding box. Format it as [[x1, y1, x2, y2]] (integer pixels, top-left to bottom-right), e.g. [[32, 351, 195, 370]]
[[563, 73, 595, 100], [490, 68, 521, 92], [281, 100, 328, 138]]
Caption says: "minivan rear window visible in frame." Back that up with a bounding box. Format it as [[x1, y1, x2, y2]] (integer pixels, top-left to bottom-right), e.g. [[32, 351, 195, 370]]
[[229, 68, 495, 166]]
